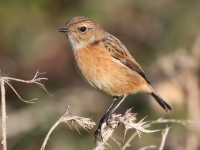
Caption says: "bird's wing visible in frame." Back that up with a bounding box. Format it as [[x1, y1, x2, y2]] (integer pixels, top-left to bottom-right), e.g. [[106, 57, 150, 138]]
[[102, 34, 150, 84]]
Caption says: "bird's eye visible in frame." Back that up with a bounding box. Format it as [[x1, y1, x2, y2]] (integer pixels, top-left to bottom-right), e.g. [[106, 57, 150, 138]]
[[79, 27, 87, 32]]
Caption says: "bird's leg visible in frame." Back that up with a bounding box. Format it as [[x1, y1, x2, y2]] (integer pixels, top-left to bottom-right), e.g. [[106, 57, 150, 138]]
[[106, 94, 128, 128], [99, 96, 118, 125], [94, 96, 118, 137]]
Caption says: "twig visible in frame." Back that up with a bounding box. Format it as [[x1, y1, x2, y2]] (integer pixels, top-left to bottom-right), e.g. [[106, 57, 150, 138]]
[[158, 125, 171, 150], [3, 70, 52, 103], [4, 81, 37, 103], [0, 70, 49, 150], [40, 106, 70, 150], [40, 105, 96, 150]]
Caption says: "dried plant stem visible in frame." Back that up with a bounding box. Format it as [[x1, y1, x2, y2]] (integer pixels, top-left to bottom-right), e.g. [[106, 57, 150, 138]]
[[133, 125, 170, 150], [0, 70, 49, 150], [94, 109, 159, 150], [1, 78, 7, 150], [94, 122, 115, 150], [138, 145, 157, 150], [121, 118, 189, 150], [40, 106, 70, 150], [121, 132, 137, 150], [40, 105, 95, 150], [4, 81, 37, 103], [158, 125, 170, 150]]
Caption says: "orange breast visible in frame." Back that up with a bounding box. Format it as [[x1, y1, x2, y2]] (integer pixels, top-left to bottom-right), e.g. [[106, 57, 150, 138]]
[[74, 44, 149, 96]]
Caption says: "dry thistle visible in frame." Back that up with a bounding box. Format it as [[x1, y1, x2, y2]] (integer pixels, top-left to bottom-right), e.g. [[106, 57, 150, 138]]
[[94, 108, 160, 150]]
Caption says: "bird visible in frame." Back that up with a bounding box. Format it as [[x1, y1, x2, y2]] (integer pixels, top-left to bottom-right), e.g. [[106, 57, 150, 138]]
[[58, 16, 172, 135]]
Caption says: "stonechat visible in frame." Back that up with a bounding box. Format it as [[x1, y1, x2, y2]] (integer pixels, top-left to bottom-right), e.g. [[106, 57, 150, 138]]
[[59, 16, 172, 135]]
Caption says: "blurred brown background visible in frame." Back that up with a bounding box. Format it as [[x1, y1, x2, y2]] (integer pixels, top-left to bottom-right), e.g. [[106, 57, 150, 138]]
[[0, 0, 200, 150]]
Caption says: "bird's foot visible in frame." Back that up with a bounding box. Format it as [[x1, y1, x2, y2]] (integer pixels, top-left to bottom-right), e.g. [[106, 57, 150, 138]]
[[94, 124, 103, 143], [94, 117, 111, 142], [94, 114, 118, 143], [106, 115, 115, 129], [94, 117, 105, 138]]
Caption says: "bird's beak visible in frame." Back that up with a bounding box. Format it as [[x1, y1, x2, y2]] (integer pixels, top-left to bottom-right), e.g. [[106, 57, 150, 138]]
[[58, 28, 70, 32]]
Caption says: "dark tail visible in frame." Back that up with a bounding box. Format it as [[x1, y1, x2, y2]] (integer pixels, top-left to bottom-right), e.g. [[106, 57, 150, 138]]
[[151, 92, 173, 112]]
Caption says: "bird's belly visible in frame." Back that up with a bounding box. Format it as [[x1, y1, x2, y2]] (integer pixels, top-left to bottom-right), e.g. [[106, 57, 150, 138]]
[[74, 46, 146, 96]]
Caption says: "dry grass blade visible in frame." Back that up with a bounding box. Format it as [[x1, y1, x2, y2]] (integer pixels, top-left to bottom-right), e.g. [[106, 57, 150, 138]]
[[138, 145, 157, 150]]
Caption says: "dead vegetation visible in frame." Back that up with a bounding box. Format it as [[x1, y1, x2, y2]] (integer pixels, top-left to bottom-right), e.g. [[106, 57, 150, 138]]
[[0, 70, 194, 150]]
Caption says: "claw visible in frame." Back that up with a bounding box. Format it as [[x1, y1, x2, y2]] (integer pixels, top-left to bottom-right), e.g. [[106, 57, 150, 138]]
[[106, 115, 114, 129], [94, 126, 103, 143], [94, 128, 100, 137]]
